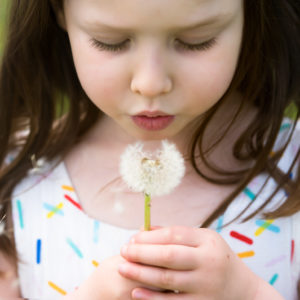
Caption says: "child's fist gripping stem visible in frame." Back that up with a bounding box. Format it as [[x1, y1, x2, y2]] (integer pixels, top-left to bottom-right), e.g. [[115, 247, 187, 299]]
[[119, 226, 285, 300]]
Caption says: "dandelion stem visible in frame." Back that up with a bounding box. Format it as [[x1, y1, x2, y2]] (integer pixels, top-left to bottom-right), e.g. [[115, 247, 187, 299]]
[[144, 193, 151, 231]]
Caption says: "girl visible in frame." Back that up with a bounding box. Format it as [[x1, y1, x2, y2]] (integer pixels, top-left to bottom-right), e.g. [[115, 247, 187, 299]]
[[0, 0, 299, 299]]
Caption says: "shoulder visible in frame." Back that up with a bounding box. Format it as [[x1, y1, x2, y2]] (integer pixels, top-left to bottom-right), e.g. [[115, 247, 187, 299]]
[[11, 157, 63, 199], [10, 157, 64, 235]]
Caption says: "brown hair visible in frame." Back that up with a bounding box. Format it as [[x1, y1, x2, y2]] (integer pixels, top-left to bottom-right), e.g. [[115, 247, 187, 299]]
[[0, 0, 299, 271]]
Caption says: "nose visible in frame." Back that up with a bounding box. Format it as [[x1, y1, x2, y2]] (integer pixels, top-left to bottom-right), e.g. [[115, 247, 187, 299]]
[[130, 52, 172, 98]]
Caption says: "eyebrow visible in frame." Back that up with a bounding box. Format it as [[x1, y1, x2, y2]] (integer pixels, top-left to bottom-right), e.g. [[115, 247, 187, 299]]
[[84, 13, 233, 33], [173, 13, 233, 31]]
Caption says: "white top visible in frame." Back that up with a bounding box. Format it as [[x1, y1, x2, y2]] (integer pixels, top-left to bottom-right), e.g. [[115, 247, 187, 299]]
[[11, 119, 300, 299]]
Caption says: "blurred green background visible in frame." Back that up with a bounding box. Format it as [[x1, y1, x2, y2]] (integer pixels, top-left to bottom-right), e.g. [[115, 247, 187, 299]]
[[0, 0, 9, 55]]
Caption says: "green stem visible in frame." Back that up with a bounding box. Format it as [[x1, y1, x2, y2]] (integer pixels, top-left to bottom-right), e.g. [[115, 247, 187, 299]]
[[144, 193, 151, 231]]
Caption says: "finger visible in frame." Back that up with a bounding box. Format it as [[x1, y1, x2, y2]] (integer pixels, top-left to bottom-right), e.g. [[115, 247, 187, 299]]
[[131, 288, 192, 300], [121, 244, 199, 270], [138, 225, 162, 231], [119, 262, 195, 292], [131, 226, 202, 247]]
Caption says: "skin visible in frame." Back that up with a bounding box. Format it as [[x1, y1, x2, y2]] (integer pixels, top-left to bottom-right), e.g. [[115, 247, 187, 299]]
[[0, 253, 19, 297], [119, 226, 284, 299], [58, 0, 286, 299]]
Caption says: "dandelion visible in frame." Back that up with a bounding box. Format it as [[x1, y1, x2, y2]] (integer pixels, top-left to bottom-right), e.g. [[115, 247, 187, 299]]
[[120, 140, 185, 230]]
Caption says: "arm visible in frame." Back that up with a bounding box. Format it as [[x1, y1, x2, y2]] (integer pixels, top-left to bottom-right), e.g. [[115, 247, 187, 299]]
[[0, 251, 21, 298]]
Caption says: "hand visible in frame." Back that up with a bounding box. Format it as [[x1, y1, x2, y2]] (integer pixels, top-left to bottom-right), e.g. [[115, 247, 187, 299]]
[[65, 255, 145, 300], [118, 226, 260, 300]]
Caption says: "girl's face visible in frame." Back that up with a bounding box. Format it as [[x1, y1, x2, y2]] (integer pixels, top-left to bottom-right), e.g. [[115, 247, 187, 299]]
[[62, 0, 244, 140]]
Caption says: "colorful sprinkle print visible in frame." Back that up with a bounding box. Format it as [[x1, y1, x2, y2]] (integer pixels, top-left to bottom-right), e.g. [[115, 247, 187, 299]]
[[280, 123, 291, 131], [265, 255, 286, 267], [10, 119, 300, 299], [48, 281, 67, 295], [66, 238, 83, 259], [36, 239, 42, 264], [92, 260, 99, 267], [243, 187, 256, 201], [230, 231, 253, 245], [291, 240, 295, 262], [62, 185, 75, 192], [44, 203, 64, 216], [16, 199, 24, 229], [269, 274, 279, 285], [237, 250, 255, 258], [64, 194, 82, 210], [216, 215, 224, 233], [255, 220, 280, 234], [47, 202, 64, 219], [255, 220, 275, 236]]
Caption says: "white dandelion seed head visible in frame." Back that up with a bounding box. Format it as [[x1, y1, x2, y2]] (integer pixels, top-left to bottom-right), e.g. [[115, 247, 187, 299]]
[[120, 140, 185, 196]]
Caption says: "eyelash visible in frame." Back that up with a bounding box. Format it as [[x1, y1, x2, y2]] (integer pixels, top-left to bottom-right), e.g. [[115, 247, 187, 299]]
[[175, 38, 217, 51], [90, 38, 130, 52], [89, 38, 217, 53]]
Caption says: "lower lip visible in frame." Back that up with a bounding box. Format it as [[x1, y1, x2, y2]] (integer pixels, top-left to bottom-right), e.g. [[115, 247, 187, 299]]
[[131, 115, 175, 131]]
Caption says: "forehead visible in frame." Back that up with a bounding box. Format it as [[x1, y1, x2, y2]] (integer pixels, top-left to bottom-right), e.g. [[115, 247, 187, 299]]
[[64, 0, 243, 30]]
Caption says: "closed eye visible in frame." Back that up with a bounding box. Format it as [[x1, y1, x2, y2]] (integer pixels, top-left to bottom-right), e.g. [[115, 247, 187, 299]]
[[89, 37, 217, 52], [175, 38, 217, 51], [89, 38, 130, 52]]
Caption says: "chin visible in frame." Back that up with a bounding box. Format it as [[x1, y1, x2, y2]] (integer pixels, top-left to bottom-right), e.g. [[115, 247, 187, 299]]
[[124, 128, 175, 141]]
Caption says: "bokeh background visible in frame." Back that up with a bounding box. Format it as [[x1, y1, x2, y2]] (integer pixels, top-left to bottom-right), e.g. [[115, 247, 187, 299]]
[[0, 0, 9, 55]]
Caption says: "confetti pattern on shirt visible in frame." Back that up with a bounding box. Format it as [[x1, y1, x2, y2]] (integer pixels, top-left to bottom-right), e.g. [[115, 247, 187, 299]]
[[11, 118, 300, 299], [265, 255, 286, 267], [216, 215, 224, 233], [16, 199, 24, 229], [269, 274, 279, 285], [48, 281, 67, 295], [255, 220, 275, 236], [64, 194, 82, 211], [47, 202, 64, 219], [66, 238, 84, 259], [291, 240, 295, 263], [230, 231, 253, 245], [36, 239, 42, 264]]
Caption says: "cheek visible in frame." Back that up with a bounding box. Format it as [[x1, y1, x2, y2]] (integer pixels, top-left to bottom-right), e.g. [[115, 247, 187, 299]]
[[181, 43, 241, 111], [69, 37, 127, 104], [179, 59, 235, 113]]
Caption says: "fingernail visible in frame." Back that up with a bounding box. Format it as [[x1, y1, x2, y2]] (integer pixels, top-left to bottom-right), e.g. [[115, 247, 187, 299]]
[[132, 290, 144, 299], [121, 245, 128, 255], [118, 263, 129, 273]]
